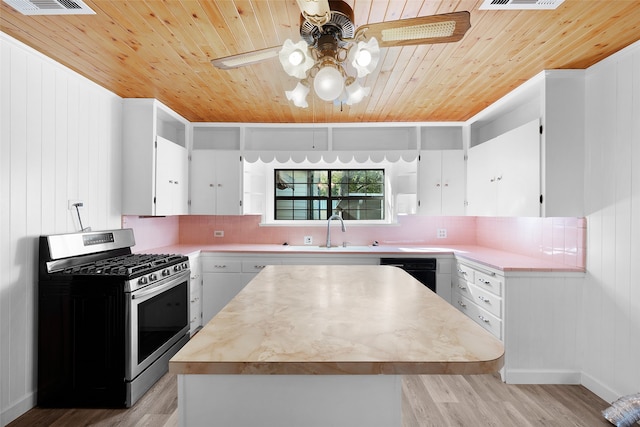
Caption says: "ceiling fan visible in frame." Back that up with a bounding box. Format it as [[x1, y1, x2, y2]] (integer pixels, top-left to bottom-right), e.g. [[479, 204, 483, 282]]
[[211, 0, 471, 108]]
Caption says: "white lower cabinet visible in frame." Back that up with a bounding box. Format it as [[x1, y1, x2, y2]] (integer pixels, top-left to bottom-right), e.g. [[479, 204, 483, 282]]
[[188, 252, 202, 336], [201, 255, 282, 324], [454, 261, 503, 340], [454, 258, 584, 384]]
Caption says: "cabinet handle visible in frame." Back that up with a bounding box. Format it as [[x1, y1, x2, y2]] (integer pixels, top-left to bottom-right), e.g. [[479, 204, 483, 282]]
[[457, 285, 467, 290], [254, 265, 266, 269], [457, 301, 467, 308], [457, 269, 467, 275], [169, 180, 174, 184], [214, 264, 227, 269], [218, 184, 222, 187], [496, 175, 502, 181], [478, 278, 491, 285], [478, 295, 490, 303], [478, 315, 490, 323], [190, 297, 199, 303], [436, 183, 441, 187], [209, 184, 214, 187], [174, 180, 179, 184]]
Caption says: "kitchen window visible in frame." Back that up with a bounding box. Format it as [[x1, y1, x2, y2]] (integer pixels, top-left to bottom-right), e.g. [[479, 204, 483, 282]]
[[274, 169, 385, 221]]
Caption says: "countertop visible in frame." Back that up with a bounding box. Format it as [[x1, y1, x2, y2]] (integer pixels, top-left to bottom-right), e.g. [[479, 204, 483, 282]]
[[169, 265, 505, 375], [141, 243, 584, 273]]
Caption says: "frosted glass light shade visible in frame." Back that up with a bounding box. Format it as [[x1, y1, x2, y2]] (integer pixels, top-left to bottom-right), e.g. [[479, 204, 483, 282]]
[[285, 82, 310, 108], [349, 37, 380, 78], [314, 66, 344, 101], [279, 39, 314, 79], [345, 80, 370, 105]]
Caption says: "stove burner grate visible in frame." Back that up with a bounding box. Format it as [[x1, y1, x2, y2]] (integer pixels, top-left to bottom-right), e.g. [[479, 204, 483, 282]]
[[61, 253, 185, 277]]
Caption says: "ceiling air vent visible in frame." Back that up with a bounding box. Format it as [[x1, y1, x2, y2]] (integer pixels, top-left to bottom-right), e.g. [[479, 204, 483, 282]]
[[3, 0, 95, 15], [479, 0, 565, 10]]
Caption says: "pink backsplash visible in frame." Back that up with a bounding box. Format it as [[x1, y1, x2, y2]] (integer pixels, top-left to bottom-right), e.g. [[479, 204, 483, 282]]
[[122, 215, 586, 269], [121, 215, 180, 252]]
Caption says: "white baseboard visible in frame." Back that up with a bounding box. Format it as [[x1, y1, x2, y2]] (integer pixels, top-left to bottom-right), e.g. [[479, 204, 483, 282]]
[[1, 392, 35, 427], [504, 369, 581, 384], [581, 372, 621, 404]]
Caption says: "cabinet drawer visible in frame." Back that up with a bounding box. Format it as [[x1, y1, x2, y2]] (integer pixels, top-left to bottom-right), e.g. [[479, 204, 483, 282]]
[[454, 279, 472, 300], [202, 258, 242, 272], [456, 263, 474, 282], [454, 295, 502, 340], [468, 283, 502, 318], [474, 270, 502, 296], [241, 258, 281, 273]]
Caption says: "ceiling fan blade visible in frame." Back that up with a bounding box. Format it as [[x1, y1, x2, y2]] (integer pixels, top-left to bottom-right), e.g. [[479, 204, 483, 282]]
[[296, 0, 331, 27], [211, 46, 281, 70], [355, 11, 471, 48]]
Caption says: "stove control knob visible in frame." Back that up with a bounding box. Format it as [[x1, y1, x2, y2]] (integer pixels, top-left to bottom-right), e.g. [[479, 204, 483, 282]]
[[149, 273, 158, 282], [162, 269, 170, 277], [174, 265, 182, 272], [138, 276, 148, 285]]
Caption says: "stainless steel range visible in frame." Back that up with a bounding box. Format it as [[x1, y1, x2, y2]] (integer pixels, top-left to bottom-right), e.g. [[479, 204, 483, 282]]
[[37, 228, 190, 408]]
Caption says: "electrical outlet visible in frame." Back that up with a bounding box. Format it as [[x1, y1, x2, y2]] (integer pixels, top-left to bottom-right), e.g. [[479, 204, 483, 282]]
[[68, 200, 84, 210], [214, 230, 224, 237], [437, 228, 447, 239], [304, 236, 313, 245]]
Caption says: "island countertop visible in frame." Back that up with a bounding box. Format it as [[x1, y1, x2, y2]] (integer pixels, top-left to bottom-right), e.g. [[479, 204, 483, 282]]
[[169, 264, 505, 376]]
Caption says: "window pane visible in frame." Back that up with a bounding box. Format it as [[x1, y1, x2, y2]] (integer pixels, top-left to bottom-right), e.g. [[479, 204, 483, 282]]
[[275, 169, 384, 221]]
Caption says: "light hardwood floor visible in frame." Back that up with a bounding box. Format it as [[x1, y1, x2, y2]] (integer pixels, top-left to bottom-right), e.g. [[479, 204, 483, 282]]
[[9, 372, 613, 426]]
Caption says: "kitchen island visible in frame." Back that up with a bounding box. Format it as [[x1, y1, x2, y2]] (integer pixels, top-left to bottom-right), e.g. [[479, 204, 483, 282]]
[[169, 264, 504, 427]]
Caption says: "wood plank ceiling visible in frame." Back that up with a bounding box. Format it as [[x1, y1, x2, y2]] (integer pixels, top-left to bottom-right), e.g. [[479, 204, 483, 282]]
[[1, 0, 639, 123]]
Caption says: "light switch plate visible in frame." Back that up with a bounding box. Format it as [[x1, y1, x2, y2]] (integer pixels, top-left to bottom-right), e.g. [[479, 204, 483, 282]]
[[437, 229, 447, 239], [304, 236, 313, 245]]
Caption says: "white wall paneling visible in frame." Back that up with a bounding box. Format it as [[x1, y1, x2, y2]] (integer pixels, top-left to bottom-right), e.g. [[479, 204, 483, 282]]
[[0, 32, 122, 425], [582, 40, 640, 403]]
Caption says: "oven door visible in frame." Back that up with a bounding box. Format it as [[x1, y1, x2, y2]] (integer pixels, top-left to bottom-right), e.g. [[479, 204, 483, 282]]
[[126, 270, 190, 381]]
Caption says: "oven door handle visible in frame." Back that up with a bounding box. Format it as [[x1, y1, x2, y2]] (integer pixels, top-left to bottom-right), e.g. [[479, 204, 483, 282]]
[[132, 276, 185, 300]]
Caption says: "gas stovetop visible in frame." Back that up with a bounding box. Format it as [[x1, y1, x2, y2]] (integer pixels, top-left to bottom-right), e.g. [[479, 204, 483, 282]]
[[59, 253, 188, 278], [39, 229, 189, 284]]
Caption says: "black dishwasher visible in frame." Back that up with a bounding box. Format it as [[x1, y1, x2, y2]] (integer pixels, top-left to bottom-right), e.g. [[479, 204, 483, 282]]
[[380, 258, 437, 293]]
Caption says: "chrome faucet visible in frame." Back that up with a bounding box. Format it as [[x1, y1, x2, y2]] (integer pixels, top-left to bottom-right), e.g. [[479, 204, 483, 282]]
[[326, 214, 346, 248]]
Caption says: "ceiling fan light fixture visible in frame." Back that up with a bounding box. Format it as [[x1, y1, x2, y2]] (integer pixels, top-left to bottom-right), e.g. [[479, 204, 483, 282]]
[[314, 65, 345, 101], [349, 37, 380, 77], [345, 79, 370, 105], [285, 81, 310, 108], [279, 39, 314, 79]]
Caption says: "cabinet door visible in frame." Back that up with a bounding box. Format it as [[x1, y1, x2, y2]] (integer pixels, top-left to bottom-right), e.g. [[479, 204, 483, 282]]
[[190, 150, 216, 214], [417, 151, 443, 215], [467, 141, 497, 216], [202, 272, 251, 324], [493, 120, 540, 216], [190, 150, 242, 215], [440, 150, 465, 215], [155, 136, 188, 215], [215, 151, 242, 215]]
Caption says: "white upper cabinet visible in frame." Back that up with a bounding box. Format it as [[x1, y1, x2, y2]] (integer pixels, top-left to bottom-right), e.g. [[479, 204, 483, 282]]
[[467, 70, 585, 217], [155, 136, 188, 215], [122, 99, 189, 216], [467, 120, 541, 217], [418, 150, 465, 215], [417, 126, 465, 216], [190, 126, 242, 215]]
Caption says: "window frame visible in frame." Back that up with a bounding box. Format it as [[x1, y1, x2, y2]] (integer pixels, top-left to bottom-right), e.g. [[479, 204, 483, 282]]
[[273, 168, 385, 221]]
